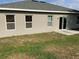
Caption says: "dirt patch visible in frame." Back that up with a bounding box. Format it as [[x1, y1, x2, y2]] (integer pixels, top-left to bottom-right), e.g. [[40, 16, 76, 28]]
[[7, 53, 36, 59], [44, 45, 79, 59], [0, 36, 40, 46], [0, 32, 65, 46]]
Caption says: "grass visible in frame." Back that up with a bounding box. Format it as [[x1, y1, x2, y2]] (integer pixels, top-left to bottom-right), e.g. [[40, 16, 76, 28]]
[[0, 32, 79, 59]]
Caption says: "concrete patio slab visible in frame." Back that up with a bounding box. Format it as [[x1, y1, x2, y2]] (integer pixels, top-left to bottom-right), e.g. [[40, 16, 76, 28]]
[[54, 29, 79, 35]]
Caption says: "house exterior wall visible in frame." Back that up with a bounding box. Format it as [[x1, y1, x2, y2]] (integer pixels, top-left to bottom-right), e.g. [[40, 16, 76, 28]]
[[0, 13, 56, 37], [52, 14, 79, 30], [0, 12, 78, 38], [53, 14, 69, 30], [67, 15, 79, 29]]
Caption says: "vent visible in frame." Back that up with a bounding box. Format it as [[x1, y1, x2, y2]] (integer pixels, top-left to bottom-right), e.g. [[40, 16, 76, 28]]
[[39, 1, 46, 3], [32, 0, 38, 2], [26, 0, 33, 1], [32, 0, 46, 3]]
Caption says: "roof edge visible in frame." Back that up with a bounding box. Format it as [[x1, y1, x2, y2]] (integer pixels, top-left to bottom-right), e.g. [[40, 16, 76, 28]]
[[0, 7, 78, 14]]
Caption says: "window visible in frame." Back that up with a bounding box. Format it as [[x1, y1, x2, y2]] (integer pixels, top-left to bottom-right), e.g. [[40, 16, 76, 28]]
[[48, 16, 52, 26], [25, 16, 32, 28], [76, 17, 79, 24], [6, 15, 15, 30]]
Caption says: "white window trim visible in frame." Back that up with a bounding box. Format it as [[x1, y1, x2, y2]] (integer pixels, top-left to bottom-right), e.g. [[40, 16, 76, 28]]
[[5, 14, 16, 31], [25, 15, 32, 29], [48, 15, 53, 27]]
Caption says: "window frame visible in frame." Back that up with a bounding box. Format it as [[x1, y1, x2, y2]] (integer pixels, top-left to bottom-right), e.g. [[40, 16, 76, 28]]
[[25, 15, 32, 28], [48, 15, 53, 26], [6, 15, 16, 30]]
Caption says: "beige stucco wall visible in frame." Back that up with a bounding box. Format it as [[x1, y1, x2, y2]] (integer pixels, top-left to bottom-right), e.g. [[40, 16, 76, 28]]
[[0, 13, 56, 37], [0, 12, 78, 38]]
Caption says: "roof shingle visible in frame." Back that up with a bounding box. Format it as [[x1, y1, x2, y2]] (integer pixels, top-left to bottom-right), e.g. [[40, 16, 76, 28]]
[[0, 0, 78, 12]]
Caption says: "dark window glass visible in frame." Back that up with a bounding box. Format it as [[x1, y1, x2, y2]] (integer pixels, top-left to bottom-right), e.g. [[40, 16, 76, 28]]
[[6, 15, 15, 22], [7, 23, 15, 29], [26, 16, 32, 22], [26, 23, 32, 28], [77, 17, 79, 24]]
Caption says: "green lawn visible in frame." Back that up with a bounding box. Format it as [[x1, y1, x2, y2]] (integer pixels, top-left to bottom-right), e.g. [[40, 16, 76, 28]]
[[0, 32, 79, 59]]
